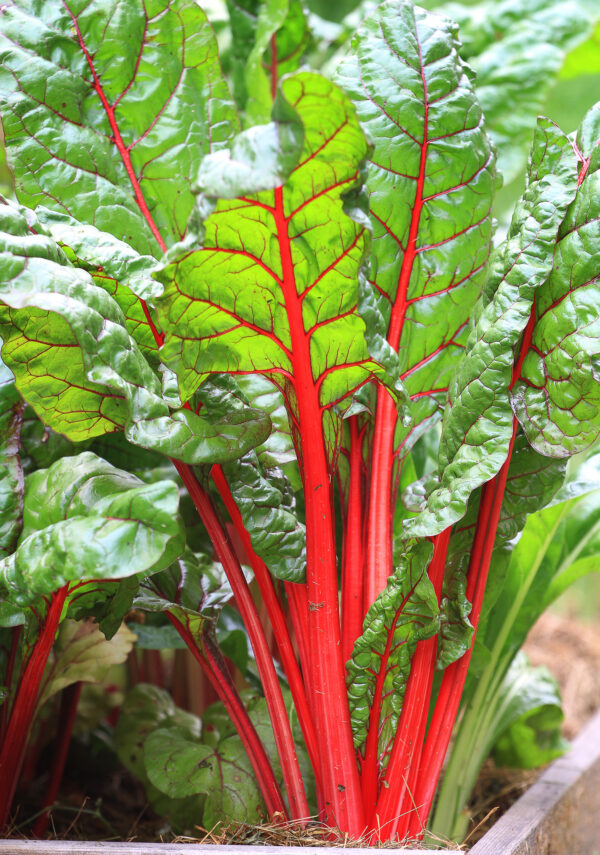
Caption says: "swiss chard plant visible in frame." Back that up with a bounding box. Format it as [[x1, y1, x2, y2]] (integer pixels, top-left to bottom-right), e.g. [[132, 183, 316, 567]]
[[0, 0, 599, 843]]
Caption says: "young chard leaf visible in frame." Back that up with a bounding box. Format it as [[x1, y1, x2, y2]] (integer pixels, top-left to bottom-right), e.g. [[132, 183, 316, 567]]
[[37, 619, 136, 709], [0, 0, 239, 254], [346, 541, 438, 761], [243, 0, 310, 125], [408, 116, 579, 538]]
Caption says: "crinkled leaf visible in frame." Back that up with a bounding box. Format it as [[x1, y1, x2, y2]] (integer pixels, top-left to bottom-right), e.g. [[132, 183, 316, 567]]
[[205, 377, 304, 582], [35, 208, 162, 362], [436, 432, 566, 668], [20, 409, 85, 474], [0, 451, 184, 607], [0, 199, 271, 461], [336, 0, 496, 456], [440, 0, 597, 183], [409, 117, 579, 538], [346, 540, 438, 757], [511, 107, 600, 457], [37, 618, 136, 709], [223, 455, 306, 582], [491, 654, 568, 769], [0, 358, 24, 555], [0, 0, 239, 254], [237, 375, 296, 466], [156, 72, 394, 463]]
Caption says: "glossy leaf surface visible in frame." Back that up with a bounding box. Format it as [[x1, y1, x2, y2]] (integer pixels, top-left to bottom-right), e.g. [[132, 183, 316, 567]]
[[511, 106, 600, 456], [0, 0, 238, 254], [0, 452, 184, 607], [409, 117, 579, 538], [156, 72, 390, 461], [35, 208, 162, 361], [346, 541, 438, 755], [336, 0, 496, 449], [0, 199, 270, 461]]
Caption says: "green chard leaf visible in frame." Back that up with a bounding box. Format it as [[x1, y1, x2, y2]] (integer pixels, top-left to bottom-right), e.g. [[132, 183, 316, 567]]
[[196, 375, 306, 582], [408, 116, 579, 538], [490, 653, 568, 770], [436, 432, 566, 668], [0, 198, 270, 462], [0, 452, 184, 609], [228, 0, 310, 121], [114, 684, 206, 832], [34, 208, 163, 363], [156, 72, 394, 465], [0, 0, 239, 254], [439, 0, 598, 183], [37, 618, 136, 709], [336, 0, 496, 456], [0, 358, 24, 556], [510, 105, 600, 456], [346, 540, 438, 758]]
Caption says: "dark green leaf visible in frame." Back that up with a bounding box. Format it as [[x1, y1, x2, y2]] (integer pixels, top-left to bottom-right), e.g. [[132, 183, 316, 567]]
[[409, 116, 579, 538], [0, 198, 271, 462], [0, 451, 184, 607], [511, 105, 600, 457], [0, 0, 239, 254], [491, 654, 568, 769], [336, 0, 496, 460], [346, 540, 438, 757]]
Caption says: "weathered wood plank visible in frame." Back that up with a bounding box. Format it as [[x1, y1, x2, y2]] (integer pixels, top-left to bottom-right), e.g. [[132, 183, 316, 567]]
[[0, 844, 436, 855], [469, 709, 600, 855]]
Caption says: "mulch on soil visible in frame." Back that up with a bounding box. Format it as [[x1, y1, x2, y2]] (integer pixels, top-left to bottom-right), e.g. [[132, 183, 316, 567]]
[[5, 612, 600, 848]]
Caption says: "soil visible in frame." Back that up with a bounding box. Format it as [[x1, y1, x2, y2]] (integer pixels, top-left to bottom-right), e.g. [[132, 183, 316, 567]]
[[5, 612, 600, 848]]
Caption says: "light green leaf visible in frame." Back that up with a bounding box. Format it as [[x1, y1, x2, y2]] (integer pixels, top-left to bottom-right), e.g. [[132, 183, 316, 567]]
[[0, 198, 271, 462], [156, 71, 394, 463], [37, 618, 136, 709], [336, 0, 496, 457]]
